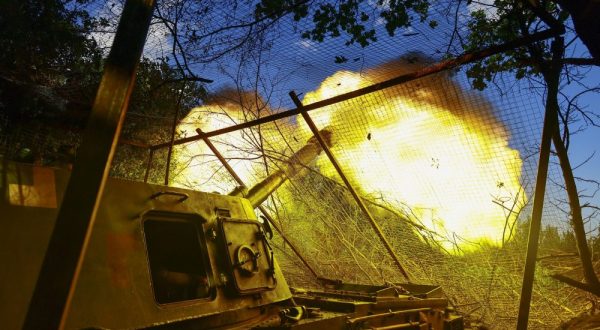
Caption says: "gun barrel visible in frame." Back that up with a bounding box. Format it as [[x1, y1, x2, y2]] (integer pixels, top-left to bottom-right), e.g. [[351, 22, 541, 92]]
[[230, 129, 332, 208]]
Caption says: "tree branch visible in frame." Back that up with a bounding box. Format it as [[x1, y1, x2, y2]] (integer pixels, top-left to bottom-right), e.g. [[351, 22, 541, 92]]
[[551, 273, 600, 296], [563, 57, 600, 66]]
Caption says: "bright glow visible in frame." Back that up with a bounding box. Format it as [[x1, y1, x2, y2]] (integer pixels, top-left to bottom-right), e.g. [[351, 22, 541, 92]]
[[173, 103, 266, 194], [174, 68, 527, 254], [297, 70, 527, 252]]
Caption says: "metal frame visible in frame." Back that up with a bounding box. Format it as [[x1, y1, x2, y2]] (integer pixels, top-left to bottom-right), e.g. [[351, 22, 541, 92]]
[[23, 1, 157, 329], [23, 2, 566, 325]]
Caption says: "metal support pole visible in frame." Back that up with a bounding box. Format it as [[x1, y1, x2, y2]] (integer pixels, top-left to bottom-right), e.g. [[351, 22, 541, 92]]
[[196, 129, 320, 279], [289, 91, 410, 281], [23, 1, 156, 329], [516, 37, 563, 329]]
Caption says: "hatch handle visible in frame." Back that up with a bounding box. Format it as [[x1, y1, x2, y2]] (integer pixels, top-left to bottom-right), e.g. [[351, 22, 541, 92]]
[[150, 191, 189, 203]]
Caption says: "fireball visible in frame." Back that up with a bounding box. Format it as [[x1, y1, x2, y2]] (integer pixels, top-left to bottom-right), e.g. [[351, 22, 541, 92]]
[[297, 67, 526, 252], [174, 59, 527, 253]]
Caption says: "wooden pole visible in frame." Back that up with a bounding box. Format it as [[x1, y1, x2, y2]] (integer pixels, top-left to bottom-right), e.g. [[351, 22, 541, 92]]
[[290, 91, 410, 281], [516, 37, 563, 329], [23, 1, 156, 328], [196, 129, 320, 279]]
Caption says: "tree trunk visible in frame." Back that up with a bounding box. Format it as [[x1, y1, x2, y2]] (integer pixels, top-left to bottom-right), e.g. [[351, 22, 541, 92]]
[[540, 34, 600, 292], [551, 130, 600, 290], [555, 0, 600, 61]]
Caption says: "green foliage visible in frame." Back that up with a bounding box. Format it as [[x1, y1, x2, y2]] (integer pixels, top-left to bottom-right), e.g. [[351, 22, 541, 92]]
[[0, 0, 102, 80], [253, 0, 572, 90], [121, 57, 206, 144], [0, 0, 104, 121], [510, 219, 579, 252], [334, 55, 349, 63], [109, 57, 207, 180], [540, 225, 580, 252], [0, 0, 206, 171], [255, 0, 309, 21], [129, 58, 206, 122], [255, 0, 429, 47], [464, 0, 569, 90]]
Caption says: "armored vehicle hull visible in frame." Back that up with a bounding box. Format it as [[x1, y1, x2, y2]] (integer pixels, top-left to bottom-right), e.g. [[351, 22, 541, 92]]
[[1, 160, 462, 329]]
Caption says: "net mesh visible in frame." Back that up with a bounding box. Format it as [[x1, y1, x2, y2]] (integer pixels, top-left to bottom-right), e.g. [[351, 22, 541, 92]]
[[2, 0, 599, 328], [158, 69, 594, 328]]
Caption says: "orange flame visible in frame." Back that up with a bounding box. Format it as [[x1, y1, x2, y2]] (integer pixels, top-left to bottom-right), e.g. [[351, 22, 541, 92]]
[[297, 69, 527, 252], [174, 63, 527, 253]]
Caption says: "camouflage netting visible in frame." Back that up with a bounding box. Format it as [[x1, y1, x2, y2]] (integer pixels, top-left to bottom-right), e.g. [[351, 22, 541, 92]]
[[152, 69, 595, 328], [2, 1, 599, 329]]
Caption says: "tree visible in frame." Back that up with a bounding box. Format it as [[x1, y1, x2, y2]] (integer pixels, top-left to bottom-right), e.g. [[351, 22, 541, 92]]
[[4, 0, 598, 298], [0, 0, 105, 163], [553, 0, 600, 61], [462, 0, 600, 295], [254, 0, 600, 64], [0, 0, 103, 123], [111, 57, 207, 181], [0, 0, 207, 169], [251, 0, 600, 295]]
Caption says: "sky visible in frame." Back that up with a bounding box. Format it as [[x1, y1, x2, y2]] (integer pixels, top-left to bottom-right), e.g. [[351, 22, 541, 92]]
[[88, 0, 600, 231]]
